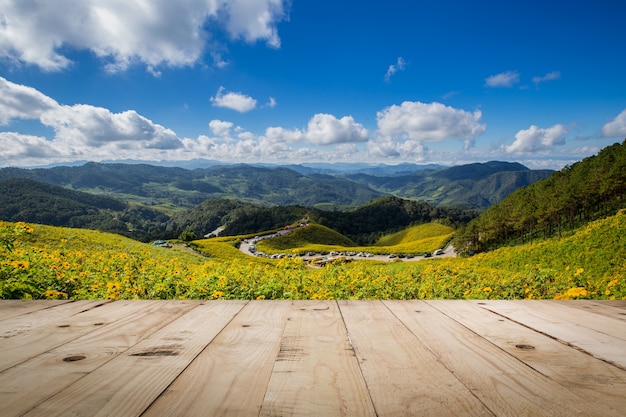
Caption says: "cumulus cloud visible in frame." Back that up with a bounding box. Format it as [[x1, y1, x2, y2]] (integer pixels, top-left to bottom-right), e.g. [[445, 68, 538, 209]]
[[384, 57, 406, 82], [532, 71, 561, 85], [265, 114, 368, 145], [366, 137, 429, 161], [40, 105, 182, 149], [485, 71, 520, 88], [506, 124, 568, 154], [0, 132, 57, 162], [0, 77, 59, 124], [303, 114, 369, 145], [0, 77, 184, 165], [221, 0, 286, 48], [0, 0, 289, 72], [601, 109, 626, 137], [210, 87, 258, 112], [376, 101, 485, 143], [209, 119, 234, 137]]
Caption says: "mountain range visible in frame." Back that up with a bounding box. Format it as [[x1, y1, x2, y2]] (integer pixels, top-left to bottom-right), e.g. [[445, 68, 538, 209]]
[[0, 160, 553, 211]]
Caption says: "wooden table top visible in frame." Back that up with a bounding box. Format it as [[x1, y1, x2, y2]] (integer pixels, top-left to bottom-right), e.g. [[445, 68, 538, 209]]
[[1, 299, 625, 416]]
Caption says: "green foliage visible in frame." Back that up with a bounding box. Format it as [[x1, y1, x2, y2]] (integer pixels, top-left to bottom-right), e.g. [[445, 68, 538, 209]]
[[455, 140, 626, 254], [318, 196, 475, 245], [0, 160, 552, 214], [0, 210, 624, 300], [347, 161, 553, 209], [375, 223, 453, 246], [257, 224, 356, 253], [0, 178, 173, 242], [178, 229, 197, 242]]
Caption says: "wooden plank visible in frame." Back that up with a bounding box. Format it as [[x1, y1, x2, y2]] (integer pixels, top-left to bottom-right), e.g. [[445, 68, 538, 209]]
[[338, 300, 492, 417], [21, 300, 246, 417], [0, 300, 72, 320], [553, 300, 626, 322], [602, 300, 626, 309], [386, 300, 604, 417], [0, 300, 108, 339], [475, 300, 626, 370], [141, 300, 289, 417], [524, 300, 626, 340], [259, 300, 376, 417], [0, 300, 117, 371], [0, 299, 201, 417], [427, 300, 626, 417]]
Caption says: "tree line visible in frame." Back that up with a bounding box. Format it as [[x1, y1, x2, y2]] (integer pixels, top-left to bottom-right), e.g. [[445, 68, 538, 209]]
[[454, 140, 626, 254]]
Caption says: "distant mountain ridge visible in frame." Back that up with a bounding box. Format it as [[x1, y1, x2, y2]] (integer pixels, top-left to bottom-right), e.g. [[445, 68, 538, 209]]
[[0, 160, 552, 210]]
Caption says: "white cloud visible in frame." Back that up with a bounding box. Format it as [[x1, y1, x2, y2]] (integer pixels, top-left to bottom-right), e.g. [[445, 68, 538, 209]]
[[376, 101, 485, 143], [601, 109, 626, 138], [0, 0, 289, 72], [266, 97, 277, 108], [384, 57, 406, 82], [0, 78, 185, 165], [367, 137, 429, 161], [209, 119, 234, 137], [0, 132, 57, 162], [303, 114, 369, 145], [0, 77, 58, 124], [264, 114, 368, 146], [40, 105, 181, 149], [210, 86, 258, 112], [485, 71, 520, 88], [506, 124, 568, 154], [532, 71, 561, 85], [221, 0, 286, 48]]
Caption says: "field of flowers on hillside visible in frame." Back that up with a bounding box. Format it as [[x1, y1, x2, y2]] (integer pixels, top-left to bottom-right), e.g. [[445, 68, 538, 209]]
[[1, 211, 624, 300]]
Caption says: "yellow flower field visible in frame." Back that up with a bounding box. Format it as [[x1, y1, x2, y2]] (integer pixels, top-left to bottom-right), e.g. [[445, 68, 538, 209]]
[[1, 211, 624, 300]]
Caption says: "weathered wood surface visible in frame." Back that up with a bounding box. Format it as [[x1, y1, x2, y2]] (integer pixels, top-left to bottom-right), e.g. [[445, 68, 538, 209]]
[[0, 300, 624, 417]]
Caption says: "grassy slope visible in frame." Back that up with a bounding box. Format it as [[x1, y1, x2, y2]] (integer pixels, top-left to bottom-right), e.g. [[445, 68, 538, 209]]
[[256, 222, 453, 255], [1, 211, 624, 300]]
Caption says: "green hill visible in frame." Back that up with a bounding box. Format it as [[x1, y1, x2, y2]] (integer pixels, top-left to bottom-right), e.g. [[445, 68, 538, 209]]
[[455, 140, 626, 254], [1, 210, 624, 300], [375, 223, 454, 247], [0, 178, 171, 241], [0, 160, 551, 211], [256, 223, 356, 253], [346, 162, 553, 209]]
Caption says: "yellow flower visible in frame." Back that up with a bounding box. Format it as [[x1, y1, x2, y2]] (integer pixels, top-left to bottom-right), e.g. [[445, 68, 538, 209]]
[[564, 287, 588, 299], [256, 295, 265, 300], [212, 291, 225, 299], [44, 289, 67, 299], [11, 260, 29, 269]]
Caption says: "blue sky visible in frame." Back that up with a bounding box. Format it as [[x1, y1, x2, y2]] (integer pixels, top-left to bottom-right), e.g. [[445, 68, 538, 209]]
[[1, 0, 625, 169]]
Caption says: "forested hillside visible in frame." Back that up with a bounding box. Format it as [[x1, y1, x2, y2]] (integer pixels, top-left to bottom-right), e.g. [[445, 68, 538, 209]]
[[0, 178, 172, 241], [315, 196, 476, 245], [345, 161, 553, 209], [455, 140, 626, 254], [0, 160, 551, 210], [173, 196, 476, 245]]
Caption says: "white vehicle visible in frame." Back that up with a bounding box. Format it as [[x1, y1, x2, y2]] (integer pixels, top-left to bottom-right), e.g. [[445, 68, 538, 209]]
[[433, 249, 444, 256]]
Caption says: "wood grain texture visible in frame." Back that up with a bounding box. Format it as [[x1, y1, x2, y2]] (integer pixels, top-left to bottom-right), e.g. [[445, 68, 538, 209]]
[[21, 300, 240, 417], [475, 300, 626, 370], [260, 301, 376, 417], [1, 300, 198, 417], [1, 300, 624, 417], [0, 299, 71, 320], [338, 300, 493, 417], [142, 300, 286, 417], [425, 300, 626, 417]]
